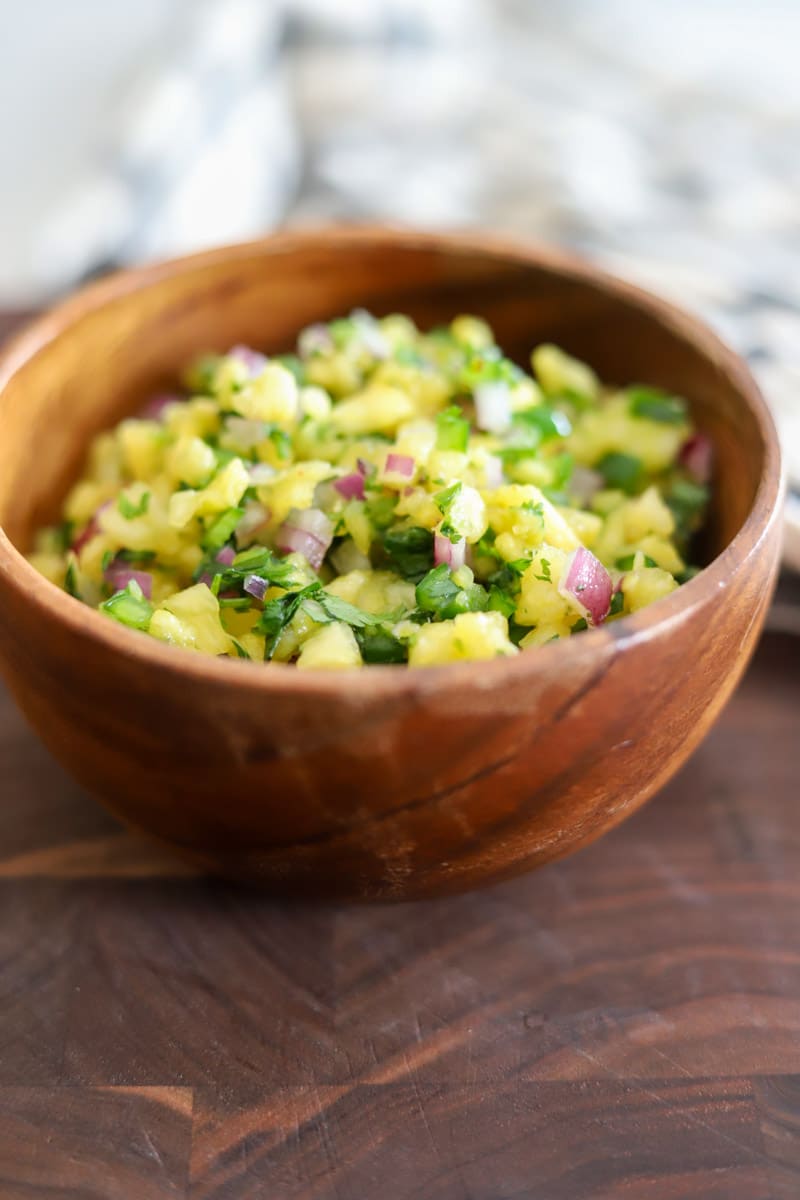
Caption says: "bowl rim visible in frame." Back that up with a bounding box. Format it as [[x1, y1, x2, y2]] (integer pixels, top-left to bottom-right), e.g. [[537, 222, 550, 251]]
[[0, 225, 785, 697]]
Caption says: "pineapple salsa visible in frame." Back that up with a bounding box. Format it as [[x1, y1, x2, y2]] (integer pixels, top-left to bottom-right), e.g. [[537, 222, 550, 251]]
[[28, 312, 711, 668]]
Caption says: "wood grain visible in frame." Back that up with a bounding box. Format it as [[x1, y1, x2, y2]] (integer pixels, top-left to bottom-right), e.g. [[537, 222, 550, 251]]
[[0, 629, 797, 1196], [0, 231, 785, 900]]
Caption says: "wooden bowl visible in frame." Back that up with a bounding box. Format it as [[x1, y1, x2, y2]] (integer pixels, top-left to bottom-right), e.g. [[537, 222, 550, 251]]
[[0, 228, 784, 900]]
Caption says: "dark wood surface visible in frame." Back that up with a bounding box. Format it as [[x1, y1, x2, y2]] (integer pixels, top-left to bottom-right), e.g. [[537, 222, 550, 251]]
[[1, 305, 799, 1198]]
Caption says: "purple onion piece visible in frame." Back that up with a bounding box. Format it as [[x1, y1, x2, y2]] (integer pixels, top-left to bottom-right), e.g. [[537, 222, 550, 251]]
[[139, 392, 183, 421], [244, 574, 269, 601], [228, 345, 268, 377], [558, 546, 613, 627], [334, 472, 366, 501], [104, 565, 153, 599], [434, 532, 466, 570]]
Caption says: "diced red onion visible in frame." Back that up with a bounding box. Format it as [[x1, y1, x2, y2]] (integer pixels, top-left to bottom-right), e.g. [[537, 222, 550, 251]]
[[71, 500, 111, 555], [216, 546, 237, 566], [235, 501, 271, 545], [226, 417, 268, 450], [248, 462, 276, 486], [435, 532, 466, 570], [330, 539, 371, 575], [139, 392, 182, 420], [570, 465, 604, 506], [383, 453, 415, 481], [276, 507, 333, 571], [104, 564, 153, 599], [558, 546, 613, 627], [483, 454, 505, 489], [334, 472, 365, 500], [679, 432, 713, 484], [474, 381, 512, 434], [229, 345, 268, 377], [244, 574, 269, 601], [298, 323, 334, 358]]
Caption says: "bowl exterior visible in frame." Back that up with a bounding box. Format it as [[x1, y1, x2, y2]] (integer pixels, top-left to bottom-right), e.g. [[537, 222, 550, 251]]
[[0, 229, 784, 899], [0, 515, 781, 900]]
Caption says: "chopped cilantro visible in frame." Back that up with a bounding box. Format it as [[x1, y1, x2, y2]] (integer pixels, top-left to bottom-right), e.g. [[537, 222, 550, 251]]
[[609, 590, 625, 616], [534, 557, 552, 582], [356, 627, 408, 664], [597, 452, 643, 495], [667, 479, 709, 531], [435, 406, 470, 452], [118, 491, 150, 519], [415, 564, 488, 619], [615, 553, 658, 570], [202, 507, 244, 553], [269, 428, 292, 461], [628, 386, 687, 425], [488, 586, 516, 618], [570, 617, 588, 633], [364, 492, 398, 530], [382, 525, 434, 580], [64, 559, 80, 599]]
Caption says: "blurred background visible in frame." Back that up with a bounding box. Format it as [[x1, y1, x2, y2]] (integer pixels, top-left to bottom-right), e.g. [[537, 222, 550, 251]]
[[1, 0, 798, 558]]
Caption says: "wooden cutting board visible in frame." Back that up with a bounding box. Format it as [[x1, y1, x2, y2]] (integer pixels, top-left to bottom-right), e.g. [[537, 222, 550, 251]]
[[1, 310, 799, 1199]]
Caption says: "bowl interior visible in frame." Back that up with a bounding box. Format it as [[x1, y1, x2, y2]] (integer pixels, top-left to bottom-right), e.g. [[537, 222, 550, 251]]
[[0, 232, 767, 562]]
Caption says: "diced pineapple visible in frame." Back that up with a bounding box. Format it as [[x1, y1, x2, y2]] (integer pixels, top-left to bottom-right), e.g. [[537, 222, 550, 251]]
[[516, 547, 573, 628], [168, 457, 249, 528], [450, 314, 494, 350], [231, 364, 299, 426], [621, 566, 679, 613], [442, 483, 487, 543], [297, 622, 362, 669], [64, 480, 118, 525], [342, 501, 373, 555], [151, 583, 232, 655], [325, 569, 415, 616], [569, 393, 688, 472], [328, 385, 416, 435], [259, 460, 334, 527], [532, 344, 599, 402], [118, 420, 164, 481], [409, 611, 517, 666], [165, 435, 216, 487]]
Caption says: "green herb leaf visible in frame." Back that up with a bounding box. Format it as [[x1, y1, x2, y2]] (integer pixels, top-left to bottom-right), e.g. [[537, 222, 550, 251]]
[[570, 617, 588, 633], [382, 525, 434, 580], [355, 627, 408, 664], [434, 481, 462, 515], [269, 428, 292, 461], [202, 506, 244, 553], [597, 452, 643, 495], [118, 491, 150, 519], [313, 590, 377, 629], [615, 553, 658, 570], [415, 564, 489, 619], [667, 478, 709, 530], [435, 406, 470, 452], [64, 559, 80, 599], [628, 386, 687, 425], [488, 586, 516, 617], [100, 580, 153, 631], [534, 557, 552, 582], [364, 492, 398, 530], [609, 590, 625, 616]]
